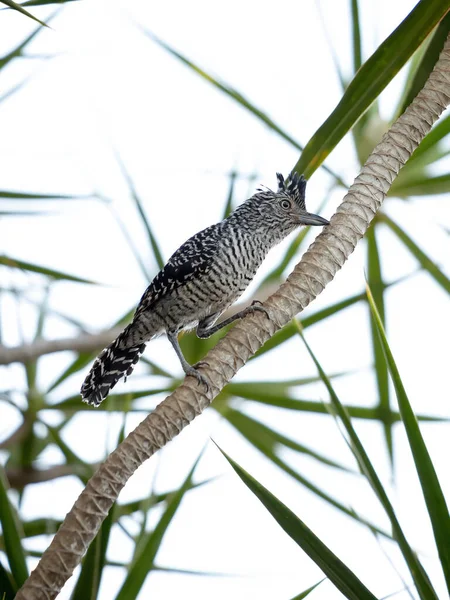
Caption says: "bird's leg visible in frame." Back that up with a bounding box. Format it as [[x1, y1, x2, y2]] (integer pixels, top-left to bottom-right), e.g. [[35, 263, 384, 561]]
[[196, 301, 269, 339], [196, 312, 222, 339], [167, 331, 210, 391]]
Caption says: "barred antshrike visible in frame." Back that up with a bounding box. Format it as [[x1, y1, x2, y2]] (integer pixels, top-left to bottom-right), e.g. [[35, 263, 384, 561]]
[[81, 172, 329, 406]]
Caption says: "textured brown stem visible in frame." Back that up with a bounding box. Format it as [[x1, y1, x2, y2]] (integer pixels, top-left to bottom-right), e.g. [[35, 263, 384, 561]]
[[0, 329, 122, 365], [16, 34, 450, 600], [6, 466, 86, 490]]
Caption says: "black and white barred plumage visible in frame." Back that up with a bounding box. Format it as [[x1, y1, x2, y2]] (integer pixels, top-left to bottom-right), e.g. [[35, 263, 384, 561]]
[[81, 172, 329, 406]]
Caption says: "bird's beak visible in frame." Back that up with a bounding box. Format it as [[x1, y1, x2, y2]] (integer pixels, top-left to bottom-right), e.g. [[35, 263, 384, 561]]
[[301, 212, 329, 226]]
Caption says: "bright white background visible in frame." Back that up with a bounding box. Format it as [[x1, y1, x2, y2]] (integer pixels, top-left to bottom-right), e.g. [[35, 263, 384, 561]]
[[0, 1, 449, 599]]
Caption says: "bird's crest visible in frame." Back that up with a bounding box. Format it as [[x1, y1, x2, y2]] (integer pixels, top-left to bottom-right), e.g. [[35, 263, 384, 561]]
[[276, 172, 307, 210]]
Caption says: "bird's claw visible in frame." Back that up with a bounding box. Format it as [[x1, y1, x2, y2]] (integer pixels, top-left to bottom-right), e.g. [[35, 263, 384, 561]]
[[245, 300, 270, 319], [185, 362, 210, 393], [193, 360, 210, 369]]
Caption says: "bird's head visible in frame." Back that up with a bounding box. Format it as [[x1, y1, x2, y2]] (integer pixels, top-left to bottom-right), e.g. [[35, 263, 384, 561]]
[[254, 172, 329, 235]]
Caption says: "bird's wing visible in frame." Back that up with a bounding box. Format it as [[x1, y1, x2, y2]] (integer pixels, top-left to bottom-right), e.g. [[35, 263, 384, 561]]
[[134, 224, 219, 317]]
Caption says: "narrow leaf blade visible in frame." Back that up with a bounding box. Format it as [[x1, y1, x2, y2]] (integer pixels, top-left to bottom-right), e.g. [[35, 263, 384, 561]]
[[217, 447, 378, 600], [294, 0, 450, 177], [289, 578, 325, 600], [396, 10, 450, 117], [366, 227, 392, 461], [113, 152, 165, 271], [138, 26, 346, 186], [0, 467, 28, 588], [115, 454, 202, 600], [0, 255, 98, 284], [378, 213, 450, 293], [0, 0, 48, 27], [366, 284, 450, 593], [298, 325, 439, 600]]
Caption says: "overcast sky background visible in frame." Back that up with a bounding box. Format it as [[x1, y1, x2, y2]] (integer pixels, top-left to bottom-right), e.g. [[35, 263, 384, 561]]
[[0, 1, 449, 599]]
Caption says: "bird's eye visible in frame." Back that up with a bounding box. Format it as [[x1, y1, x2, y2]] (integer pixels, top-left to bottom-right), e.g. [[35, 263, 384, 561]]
[[280, 199, 291, 210]]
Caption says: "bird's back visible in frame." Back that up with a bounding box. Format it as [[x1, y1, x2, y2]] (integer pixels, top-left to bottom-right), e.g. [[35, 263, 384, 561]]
[[133, 215, 269, 336]]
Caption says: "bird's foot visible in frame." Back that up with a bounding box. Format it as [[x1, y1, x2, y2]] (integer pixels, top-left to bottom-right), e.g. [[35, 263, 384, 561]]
[[244, 300, 270, 320], [185, 362, 210, 393]]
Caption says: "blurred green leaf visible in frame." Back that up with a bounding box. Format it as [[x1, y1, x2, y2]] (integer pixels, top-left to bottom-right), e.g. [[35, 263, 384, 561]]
[[138, 25, 346, 187], [14, 418, 61, 466], [51, 386, 173, 412], [7, 288, 88, 331], [298, 324, 439, 600], [394, 41, 430, 126], [0, 76, 34, 104], [317, 2, 346, 92], [396, 10, 450, 117], [139, 355, 174, 378], [106, 200, 152, 282], [222, 407, 353, 472], [0, 255, 98, 284], [222, 170, 237, 219], [406, 112, 450, 164], [34, 286, 49, 341], [0, 560, 16, 599], [254, 271, 440, 361], [390, 172, 450, 197], [21, 0, 78, 5], [0, 210, 54, 216], [366, 284, 450, 594], [46, 425, 92, 484], [115, 454, 202, 600], [0, 467, 28, 588], [46, 310, 134, 393], [0, 191, 89, 200], [214, 400, 392, 537], [179, 327, 212, 365], [294, 0, 450, 178], [366, 227, 392, 461], [228, 375, 345, 398], [47, 351, 97, 393], [223, 416, 391, 537], [378, 213, 450, 293], [0, 0, 48, 27], [0, 11, 60, 70], [350, 0, 362, 74], [1, 478, 214, 549], [114, 151, 165, 272], [218, 447, 378, 600], [252, 293, 367, 360], [119, 478, 215, 520], [0, 290, 3, 346], [398, 146, 449, 174], [289, 578, 325, 600], [14, 291, 51, 473], [102, 562, 229, 576], [2, 518, 59, 544], [225, 386, 443, 423]]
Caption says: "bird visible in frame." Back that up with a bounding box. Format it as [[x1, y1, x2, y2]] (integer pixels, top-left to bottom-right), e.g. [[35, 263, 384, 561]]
[[80, 172, 329, 406]]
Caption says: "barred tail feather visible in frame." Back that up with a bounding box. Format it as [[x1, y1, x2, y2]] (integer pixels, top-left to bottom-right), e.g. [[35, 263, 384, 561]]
[[80, 326, 146, 407]]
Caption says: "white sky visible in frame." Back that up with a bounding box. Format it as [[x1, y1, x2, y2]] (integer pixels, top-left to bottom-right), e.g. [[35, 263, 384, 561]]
[[0, 1, 449, 599]]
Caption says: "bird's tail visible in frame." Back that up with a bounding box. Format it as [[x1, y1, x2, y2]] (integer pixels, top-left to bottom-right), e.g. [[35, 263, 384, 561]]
[[80, 324, 146, 407]]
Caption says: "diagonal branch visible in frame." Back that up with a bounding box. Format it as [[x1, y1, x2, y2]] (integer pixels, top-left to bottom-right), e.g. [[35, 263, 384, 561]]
[[16, 33, 450, 600], [0, 329, 122, 365]]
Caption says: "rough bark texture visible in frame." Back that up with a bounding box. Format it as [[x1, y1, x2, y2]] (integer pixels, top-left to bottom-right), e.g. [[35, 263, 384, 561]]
[[0, 329, 122, 365], [16, 34, 450, 600]]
